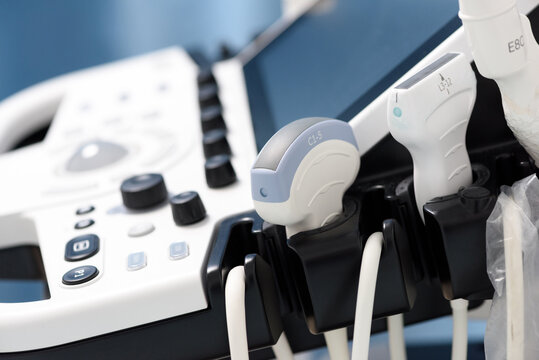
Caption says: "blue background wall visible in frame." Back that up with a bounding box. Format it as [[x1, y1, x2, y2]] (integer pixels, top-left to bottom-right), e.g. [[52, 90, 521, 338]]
[[0, 0, 281, 100]]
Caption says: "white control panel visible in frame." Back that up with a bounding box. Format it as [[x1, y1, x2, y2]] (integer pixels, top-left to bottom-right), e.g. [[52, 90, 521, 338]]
[[0, 48, 258, 352]]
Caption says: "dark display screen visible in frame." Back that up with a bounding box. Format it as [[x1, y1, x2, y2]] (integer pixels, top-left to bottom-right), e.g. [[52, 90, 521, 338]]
[[0, 246, 50, 303], [244, 0, 460, 150]]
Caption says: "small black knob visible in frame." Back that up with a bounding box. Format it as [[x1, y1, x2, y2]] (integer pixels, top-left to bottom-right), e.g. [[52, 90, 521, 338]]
[[203, 129, 231, 158], [459, 186, 492, 213], [205, 155, 236, 188], [201, 105, 226, 133], [198, 84, 220, 108], [121, 174, 168, 210], [170, 191, 206, 225], [197, 69, 216, 86]]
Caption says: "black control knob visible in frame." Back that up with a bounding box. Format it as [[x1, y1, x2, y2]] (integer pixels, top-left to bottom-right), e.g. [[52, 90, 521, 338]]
[[201, 105, 226, 133], [121, 174, 168, 210], [198, 84, 220, 108], [205, 155, 236, 188], [459, 186, 492, 213], [197, 69, 216, 86], [170, 191, 206, 225], [203, 129, 231, 158]]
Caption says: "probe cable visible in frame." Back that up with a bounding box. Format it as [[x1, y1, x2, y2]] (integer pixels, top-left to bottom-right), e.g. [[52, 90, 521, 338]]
[[224, 265, 294, 360], [502, 198, 525, 360], [323, 328, 350, 359], [450, 299, 469, 360], [351, 231, 384, 360], [225, 235, 407, 360], [351, 231, 408, 360], [387, 313, 407, 360]]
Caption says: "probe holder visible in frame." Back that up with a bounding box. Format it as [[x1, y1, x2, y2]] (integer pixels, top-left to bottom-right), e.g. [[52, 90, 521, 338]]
[[420, 153, 535, 301], [286, 197, 416, 334], [393, 165, 496, 301], [423, 187, 496, 300], [209, 215, 285, 354]]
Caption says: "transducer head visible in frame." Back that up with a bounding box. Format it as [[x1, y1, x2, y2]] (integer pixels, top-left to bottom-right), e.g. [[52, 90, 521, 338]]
[[251, 117, 360, 237]]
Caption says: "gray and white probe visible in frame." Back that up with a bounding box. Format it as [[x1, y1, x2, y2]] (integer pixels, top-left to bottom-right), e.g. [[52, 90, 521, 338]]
[[251, 117, 360, 360], [251, 117, 360, 238]]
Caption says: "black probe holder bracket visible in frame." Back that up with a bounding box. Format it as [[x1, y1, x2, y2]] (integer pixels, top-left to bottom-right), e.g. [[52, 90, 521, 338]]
[[284, 197, 417, 334], [214, 148, 537, 346], [173, 147, 536, 358], [202, 212, 286, 359], [392, 155, 538, 302], [423, 185, 495, 301], [392, 164, 495, 301]]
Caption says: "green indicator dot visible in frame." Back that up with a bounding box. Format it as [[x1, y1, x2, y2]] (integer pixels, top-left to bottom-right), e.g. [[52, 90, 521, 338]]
[[393, 107, 402, 117]]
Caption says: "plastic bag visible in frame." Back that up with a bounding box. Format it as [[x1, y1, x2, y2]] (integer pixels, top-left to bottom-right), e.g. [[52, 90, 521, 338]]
[[485, 174, 539, 360]]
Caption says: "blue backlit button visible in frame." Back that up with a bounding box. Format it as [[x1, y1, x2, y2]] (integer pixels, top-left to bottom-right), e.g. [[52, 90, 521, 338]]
[[127, 252, 147, 271], [393, 107, 402, 117], [62, 265, 99, 286], [169, 242, 189, 260], [65, 234, 100, 262]]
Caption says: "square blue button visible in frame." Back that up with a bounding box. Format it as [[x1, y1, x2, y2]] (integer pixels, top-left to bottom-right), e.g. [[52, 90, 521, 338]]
[[127, 252, 147, 271], [169, 242, 189, 260]]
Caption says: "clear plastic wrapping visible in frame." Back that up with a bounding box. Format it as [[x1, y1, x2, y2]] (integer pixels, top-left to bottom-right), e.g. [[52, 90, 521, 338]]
[[485, 174, 539, 359]]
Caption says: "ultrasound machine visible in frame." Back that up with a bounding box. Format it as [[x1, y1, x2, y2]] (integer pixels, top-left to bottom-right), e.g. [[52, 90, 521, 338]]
[[1, 0, 538, 358]]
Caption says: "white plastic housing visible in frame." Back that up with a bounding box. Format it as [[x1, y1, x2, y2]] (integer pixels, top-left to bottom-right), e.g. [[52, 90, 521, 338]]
[[253, 139, 360, 237], [460, 1, 539, 163], [387, 53, 476, 217], [0, 48, 257, 352], [459, 0, 526, 79]]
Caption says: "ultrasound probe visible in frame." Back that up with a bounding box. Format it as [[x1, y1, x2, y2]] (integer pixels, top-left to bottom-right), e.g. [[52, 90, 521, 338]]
[[460, 0, 539, 164], [250, 117, 360, 359], [387, 52, 477, 360], [459, 2, 539, 358], [387, 53, 476, 221], [251, 117, 360, 237]]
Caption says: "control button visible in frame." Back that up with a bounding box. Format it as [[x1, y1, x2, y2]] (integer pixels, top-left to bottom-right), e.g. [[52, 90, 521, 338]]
[[170, 191, 206, 225], [74, 219, 95, 230], [202, 129, 231, 158], [121, 174, 168, 210], [65, 234, 100, 262], [66, 140, 128, 172], [205, 155, 237, 188], [62, 265, 99, 286], [76, 205, 95, 215], [198, 84, 220, 108], [169, 242, 189, 260], [201, 105, 226, 133], [128, 223, 155, 237], [197, 69, 216, 86], [127, 252, 147, 271]]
